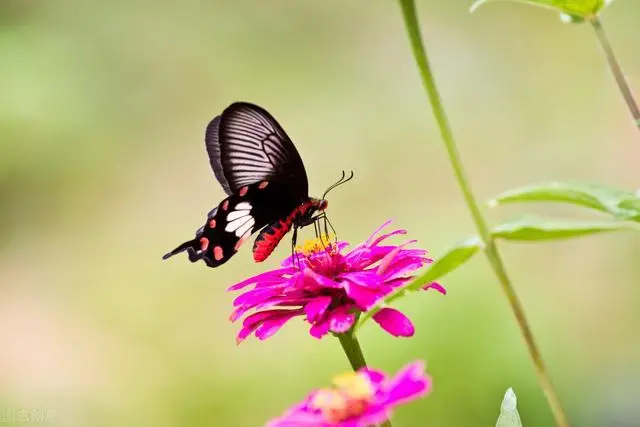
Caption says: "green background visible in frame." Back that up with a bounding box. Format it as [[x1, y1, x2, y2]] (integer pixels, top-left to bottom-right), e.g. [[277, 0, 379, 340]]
[[1, 0, 639, 426]]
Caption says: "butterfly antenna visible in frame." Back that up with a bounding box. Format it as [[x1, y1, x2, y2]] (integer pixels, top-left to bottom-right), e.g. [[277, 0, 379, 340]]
[[321, 170, 354, 200]]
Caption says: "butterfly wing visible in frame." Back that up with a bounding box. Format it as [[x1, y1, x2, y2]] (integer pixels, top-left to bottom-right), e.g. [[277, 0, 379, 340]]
[[205, 102, 309, 199], [163, 181, 300, 267]]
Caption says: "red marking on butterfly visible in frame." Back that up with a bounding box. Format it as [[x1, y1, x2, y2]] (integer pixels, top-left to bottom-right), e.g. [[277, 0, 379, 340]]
[[239, 186, 249, 197], [200, 237, 209, 251]]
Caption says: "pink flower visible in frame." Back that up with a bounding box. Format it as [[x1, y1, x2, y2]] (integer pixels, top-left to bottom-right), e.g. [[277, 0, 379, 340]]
[[228, 220, 445, 343], [266, 361, 431, 427]]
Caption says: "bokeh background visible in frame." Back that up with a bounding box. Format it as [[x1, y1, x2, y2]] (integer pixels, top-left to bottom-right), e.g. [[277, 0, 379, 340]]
[[1, 0, 639, 426]]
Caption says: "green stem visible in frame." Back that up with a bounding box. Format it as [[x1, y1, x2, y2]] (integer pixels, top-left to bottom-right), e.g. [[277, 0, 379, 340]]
[[396, 1, 570, 427], [337, 332, 392, 427], [337, 331, 368, 371], [590, 16, 640, 130]]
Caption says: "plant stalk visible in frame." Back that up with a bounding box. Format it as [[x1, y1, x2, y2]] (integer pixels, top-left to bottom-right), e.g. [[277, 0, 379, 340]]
[[590, 16, 640, 130], [337, 332, 393, 427], [396, 1, 570, 426]]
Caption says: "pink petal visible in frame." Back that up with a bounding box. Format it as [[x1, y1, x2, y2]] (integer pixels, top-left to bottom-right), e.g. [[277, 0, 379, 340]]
[[372, 308, 415, 337], [369, 229, 407, 248], [255, 313, 300, 341], [365, 220, 394, 246], [304, 296, 332, 323], [423, 281, 446, 295], [360, 368, 386, 386], [303, 268, 341, 289], [232, 287, 284, 307], [341, 271, 382, 290], [309, 319, 330, 339], [380, 257, 429, 281], [343, 281, 383, 310], [242, 309, 293, 328], [328, 306, 356, 334], [227, 268, 291, 291], [343, 247, 375, 270], [376, 245, 403, 276], [383, 361, 431, 405]]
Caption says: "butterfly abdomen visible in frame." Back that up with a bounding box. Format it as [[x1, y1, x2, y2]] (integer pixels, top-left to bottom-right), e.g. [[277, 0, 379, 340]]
[[252, 200, 321, 262]]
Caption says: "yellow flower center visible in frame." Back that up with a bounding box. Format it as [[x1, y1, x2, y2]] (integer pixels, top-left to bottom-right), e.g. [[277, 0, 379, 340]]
[[295, 233, 336, 255], [309, 372, 374, 422]]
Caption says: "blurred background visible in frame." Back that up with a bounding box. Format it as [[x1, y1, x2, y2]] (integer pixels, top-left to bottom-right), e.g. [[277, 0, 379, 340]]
[[1, 0, 639, 426]]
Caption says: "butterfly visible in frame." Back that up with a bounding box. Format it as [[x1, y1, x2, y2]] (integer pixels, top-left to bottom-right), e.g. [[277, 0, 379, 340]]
[[162, 101, 353, 268]]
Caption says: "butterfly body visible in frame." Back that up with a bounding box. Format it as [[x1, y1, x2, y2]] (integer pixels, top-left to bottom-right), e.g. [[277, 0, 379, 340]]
[[163, 102, 327, 268]]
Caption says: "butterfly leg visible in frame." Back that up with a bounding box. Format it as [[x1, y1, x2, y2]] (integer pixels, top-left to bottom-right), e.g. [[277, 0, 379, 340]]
[[291, 225, 299, 269]]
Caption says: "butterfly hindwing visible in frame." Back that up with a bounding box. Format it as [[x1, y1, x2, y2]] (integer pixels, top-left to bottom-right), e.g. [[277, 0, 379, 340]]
[[163, 181, 302, 267]]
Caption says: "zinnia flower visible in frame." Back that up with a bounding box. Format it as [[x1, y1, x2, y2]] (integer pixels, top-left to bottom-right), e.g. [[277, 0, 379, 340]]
[[229, 220, 445, 343], [266, 360, 431, 427]]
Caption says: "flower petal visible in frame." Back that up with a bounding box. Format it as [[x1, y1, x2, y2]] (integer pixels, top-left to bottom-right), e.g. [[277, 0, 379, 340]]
[[369, 229, 407, 248], [227, 268, 292, 291], [328, 306, 356, 334], [365, 220, 394, 246], [232, 287, 285, 307], [372, 308, 415, 337], [309, 319, 331, 339], [382, 361, 431, 405], [255, 313, 300, 341], [423, 281, 446, 295], [343, 281, 382, 310], [304, 296, 332, 323], [242, 309, 295, 328], [303, 268, 341, 289]]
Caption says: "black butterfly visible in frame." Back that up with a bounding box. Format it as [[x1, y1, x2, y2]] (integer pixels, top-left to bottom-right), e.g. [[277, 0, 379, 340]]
[[162, 102, 353, 268]]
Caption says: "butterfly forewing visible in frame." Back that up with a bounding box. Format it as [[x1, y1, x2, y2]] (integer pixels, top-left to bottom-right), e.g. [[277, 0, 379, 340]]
[[205, 102, 308, 198]]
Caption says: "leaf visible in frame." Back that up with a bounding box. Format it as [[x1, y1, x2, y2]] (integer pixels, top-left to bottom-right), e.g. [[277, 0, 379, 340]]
[[496, 388, 523, 427], [492, 215, 635, 241], [470, 0, 606, 17], [488, 181, 640, 222], [354, 237, 482, 331]]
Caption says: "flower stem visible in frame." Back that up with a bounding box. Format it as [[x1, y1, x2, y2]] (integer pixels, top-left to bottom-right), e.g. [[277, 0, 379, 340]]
[[590, 16, 640, 131], [337, 332, 393, 427], [337, 331, 368, 371], [396, 1, 570, 427]]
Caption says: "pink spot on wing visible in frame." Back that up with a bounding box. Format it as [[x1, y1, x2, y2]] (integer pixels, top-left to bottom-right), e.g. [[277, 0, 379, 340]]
[[209, 219, 217, 228], [239, 186, 248, 197], [222, 200, 229, 211], [258, 181, 269, 189], [214, 246, 224, 261], [199, 237, 209, 251]]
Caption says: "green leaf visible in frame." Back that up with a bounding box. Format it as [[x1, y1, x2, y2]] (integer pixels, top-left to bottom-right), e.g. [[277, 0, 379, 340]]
[[488, 181, 640, 222], [470, 0, 605, 17], [354, 236, 482, 331], [496, 388, 523, 427], [492, 215, 635, 241]]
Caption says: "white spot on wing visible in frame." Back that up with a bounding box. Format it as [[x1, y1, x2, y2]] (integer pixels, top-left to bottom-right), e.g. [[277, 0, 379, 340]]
[[225, 214, 255, 237], [226, 202, 252, 221], [236, 217, 255, 237], [227, 210, 249, 221]]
